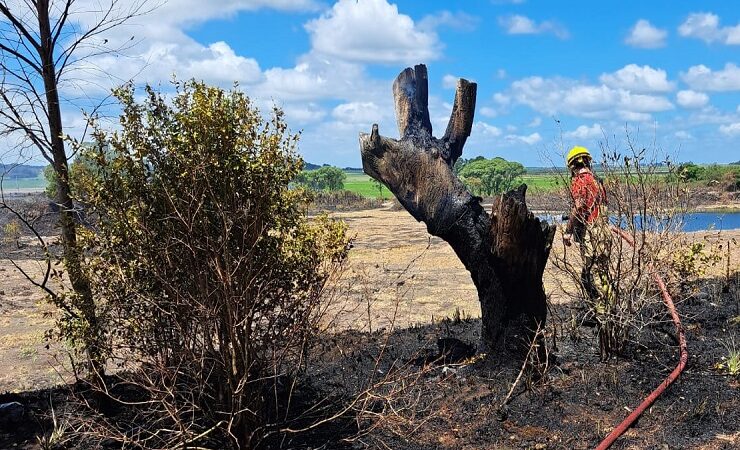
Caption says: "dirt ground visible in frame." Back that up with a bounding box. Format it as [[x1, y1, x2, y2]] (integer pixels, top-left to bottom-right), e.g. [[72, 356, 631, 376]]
[[1, 200, 739, 449]]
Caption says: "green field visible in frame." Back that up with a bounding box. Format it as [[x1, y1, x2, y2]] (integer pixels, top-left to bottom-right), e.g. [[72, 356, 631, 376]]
[[343, 172, 392, 199], [342, 171, 564, 198]]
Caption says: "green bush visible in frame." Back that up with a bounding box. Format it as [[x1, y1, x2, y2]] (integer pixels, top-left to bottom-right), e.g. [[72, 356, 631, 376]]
[[80, 81, 349, 448], [457, 157, 526, 195]]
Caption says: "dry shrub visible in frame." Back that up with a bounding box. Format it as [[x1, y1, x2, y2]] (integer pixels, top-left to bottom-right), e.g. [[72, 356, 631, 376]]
[[73, 81, 349, 449], [550, 131, 691, 359], [311, 189, 383, 211]]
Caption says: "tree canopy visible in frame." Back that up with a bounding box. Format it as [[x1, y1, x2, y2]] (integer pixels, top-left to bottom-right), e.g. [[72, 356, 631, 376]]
[[457, 157, 526, 195], [294, 165, 346, 191]]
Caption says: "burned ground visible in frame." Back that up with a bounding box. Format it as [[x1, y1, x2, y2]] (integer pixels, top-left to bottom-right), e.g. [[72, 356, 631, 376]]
[[0, 198, 738, 449]]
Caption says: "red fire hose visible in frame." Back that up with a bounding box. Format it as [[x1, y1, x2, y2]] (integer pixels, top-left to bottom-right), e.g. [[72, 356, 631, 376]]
[[594, 226, 689, 449]]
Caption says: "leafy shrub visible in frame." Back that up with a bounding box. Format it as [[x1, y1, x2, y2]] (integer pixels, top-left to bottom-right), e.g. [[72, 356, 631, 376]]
[[79, 81, 349, 448], [671, 241, 722, 280], [457, 157, 525, 196]]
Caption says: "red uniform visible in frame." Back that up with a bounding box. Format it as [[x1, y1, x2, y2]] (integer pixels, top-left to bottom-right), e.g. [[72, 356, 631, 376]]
[[567, 168, 605, 233]]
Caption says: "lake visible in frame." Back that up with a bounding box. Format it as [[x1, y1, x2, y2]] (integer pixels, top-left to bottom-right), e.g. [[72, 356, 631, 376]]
[[538, 211, 740, 232]]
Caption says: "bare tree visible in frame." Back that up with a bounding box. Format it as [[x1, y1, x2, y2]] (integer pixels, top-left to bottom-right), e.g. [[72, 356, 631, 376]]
[[359, 65, 555, 354], [0, 0, 149, 375]]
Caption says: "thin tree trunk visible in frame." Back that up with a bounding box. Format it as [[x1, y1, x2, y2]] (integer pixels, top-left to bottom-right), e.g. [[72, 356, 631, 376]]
[[359, 65, 554, 354], [37, 0, 103, 376]]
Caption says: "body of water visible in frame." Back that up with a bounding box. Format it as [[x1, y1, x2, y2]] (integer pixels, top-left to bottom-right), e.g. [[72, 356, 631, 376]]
[[538, 211, 740, 232]]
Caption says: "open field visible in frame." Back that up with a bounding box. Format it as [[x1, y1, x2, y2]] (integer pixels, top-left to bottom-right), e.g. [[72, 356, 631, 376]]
[[0, 175, 46, 193], [343, 171, 564, 198]]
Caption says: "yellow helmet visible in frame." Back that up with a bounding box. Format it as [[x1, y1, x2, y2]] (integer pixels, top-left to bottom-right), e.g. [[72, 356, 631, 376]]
[[566, 146, 591, 167]]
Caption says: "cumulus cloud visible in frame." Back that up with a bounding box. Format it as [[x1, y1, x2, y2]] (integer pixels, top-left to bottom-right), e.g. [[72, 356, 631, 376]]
[[305, 0, 441, 64], [565, 123, 603, 139], [500, 74, 673, 121], [674, 130, 693, 140], [442, 74, 458, 89], [681, 63, 740, 91], [719, 122, 740, 136], [497, 15, 569, 39], [625, 19, 667, 48], [599, 64, 675, 93], [678, 12, 740, 45], [474, 121, 503, 137], [527, 117, 542, 127], [331, 101, 385, 125], [505, 132, 541, 145], [676, 90, 709, 109]]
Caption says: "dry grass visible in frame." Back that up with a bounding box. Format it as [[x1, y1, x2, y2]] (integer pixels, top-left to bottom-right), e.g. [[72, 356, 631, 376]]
[[2, 205, 739, 393]]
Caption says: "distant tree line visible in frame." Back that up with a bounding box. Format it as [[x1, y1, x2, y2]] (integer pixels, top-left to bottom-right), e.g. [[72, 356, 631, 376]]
[[0, 164, 46, 179]]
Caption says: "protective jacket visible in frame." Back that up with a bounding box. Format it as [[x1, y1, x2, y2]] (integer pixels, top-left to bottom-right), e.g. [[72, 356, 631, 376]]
[[566, 168, 606, 236]]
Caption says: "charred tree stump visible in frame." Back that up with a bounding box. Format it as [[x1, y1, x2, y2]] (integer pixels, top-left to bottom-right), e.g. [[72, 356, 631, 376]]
[[359, 64, 555, 354]]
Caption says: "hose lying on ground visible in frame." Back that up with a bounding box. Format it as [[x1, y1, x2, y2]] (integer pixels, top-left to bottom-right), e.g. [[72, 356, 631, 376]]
[[594, 226, 689, 450]]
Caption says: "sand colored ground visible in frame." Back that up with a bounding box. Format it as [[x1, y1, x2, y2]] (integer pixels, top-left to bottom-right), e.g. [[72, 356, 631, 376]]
[[1, 206, 738, 392]]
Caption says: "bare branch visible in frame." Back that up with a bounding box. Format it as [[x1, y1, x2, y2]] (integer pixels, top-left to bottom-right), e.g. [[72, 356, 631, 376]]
[[392, 64, 432, 139], [0, 2, 42, 51], [442, 78, 476, 165]]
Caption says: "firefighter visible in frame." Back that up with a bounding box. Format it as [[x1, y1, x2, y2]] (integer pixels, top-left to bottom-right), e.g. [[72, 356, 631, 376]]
[[563, 146, 613, 316]]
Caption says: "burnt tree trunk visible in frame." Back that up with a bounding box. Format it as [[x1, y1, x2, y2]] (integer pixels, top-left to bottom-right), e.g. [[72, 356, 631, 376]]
[[359, 65, 555, 354]]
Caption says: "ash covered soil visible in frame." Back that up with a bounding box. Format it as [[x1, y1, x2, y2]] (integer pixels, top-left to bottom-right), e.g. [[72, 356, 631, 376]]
[[1, 196, 738, 449]]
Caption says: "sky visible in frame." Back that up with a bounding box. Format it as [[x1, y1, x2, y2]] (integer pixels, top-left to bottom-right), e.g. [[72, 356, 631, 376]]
[[10, 0, 740, 167]]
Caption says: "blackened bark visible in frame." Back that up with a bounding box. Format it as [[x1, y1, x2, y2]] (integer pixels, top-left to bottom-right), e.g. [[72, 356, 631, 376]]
[[359, 65, 555, 353]]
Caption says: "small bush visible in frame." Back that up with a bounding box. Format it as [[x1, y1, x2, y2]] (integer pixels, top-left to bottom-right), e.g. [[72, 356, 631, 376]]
[[2, 220, 21, 246], [79, 81, 349, 448]]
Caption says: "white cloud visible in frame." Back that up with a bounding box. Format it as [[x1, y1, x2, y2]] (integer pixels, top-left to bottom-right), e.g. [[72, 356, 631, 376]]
[[496, 69, 507, 79], [505, 132, 541, 145], [280, 102, 327, 125], [479, 107, 498, 118], [565, 123, 603, 139], [257, 57, 383, 102], [442, 74, 458, 89], [599, 64, 674, 93], [676, 90, 709, 109], [678, 12, 740, 45], [719, 122, 740, 136], [497, 15, 569, 39], [180, 42, 263, 84], [527, 117, 541, 127], [331, 101, 384, 125], [418, 11, 478, 32], [674, 130, 693, 140], [474, 121, 502, 137], [681, 12, 740, 45], [681, 63, 740, 91], [305, 0, 441, 64], [502, 75, 673, 121], [625, 19, 667, 48]]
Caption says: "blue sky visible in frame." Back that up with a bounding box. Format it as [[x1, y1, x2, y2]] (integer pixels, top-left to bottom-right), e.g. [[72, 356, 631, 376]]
[[43, 0, 740, 166]]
